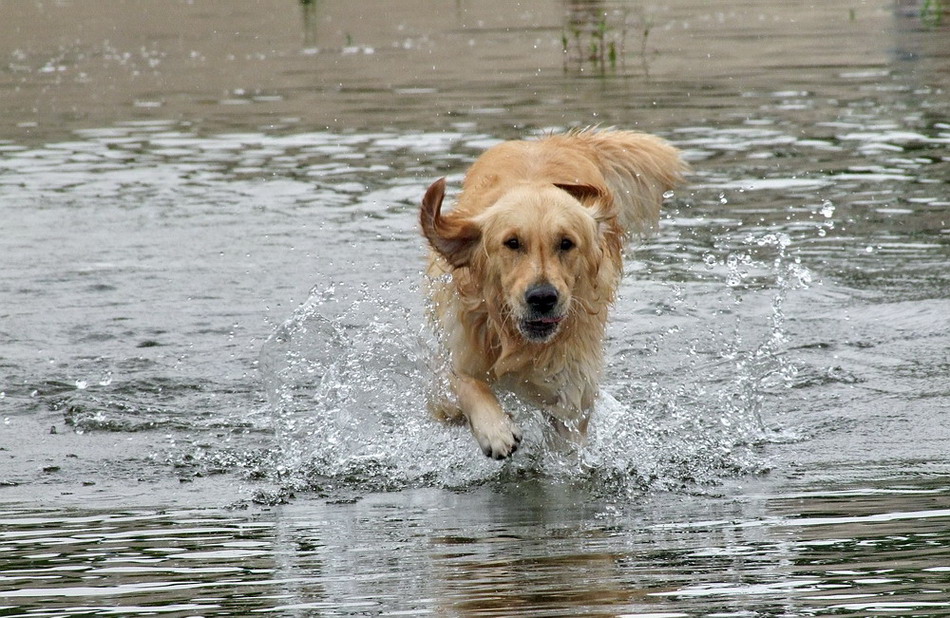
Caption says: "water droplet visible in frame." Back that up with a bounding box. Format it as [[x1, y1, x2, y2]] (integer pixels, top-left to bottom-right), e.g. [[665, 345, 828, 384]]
[[75, 380, 88, 390], [819, 200, 835, 218], [662, 190, 675, 199]]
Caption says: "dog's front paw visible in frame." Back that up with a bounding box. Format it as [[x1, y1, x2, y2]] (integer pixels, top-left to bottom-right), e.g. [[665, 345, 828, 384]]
[[471, 415, 523, 460]]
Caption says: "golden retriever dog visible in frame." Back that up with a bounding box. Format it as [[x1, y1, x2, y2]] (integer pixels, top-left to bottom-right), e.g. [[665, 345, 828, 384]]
[[419, 128, 686, 459]]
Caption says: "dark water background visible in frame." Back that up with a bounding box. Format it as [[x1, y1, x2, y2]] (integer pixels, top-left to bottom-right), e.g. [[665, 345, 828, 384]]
[[1, 1, 948, 615]]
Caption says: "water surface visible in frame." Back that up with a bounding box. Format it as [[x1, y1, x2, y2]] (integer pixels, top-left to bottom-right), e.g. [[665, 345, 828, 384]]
[[1, 0, 948, 615]]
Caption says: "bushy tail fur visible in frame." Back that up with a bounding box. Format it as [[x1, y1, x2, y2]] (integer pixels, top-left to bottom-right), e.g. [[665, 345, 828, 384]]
[[545, 128, 688, 238]]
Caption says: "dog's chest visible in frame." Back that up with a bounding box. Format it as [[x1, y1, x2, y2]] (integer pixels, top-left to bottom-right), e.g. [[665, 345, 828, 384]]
[[494, 353, 598, 420]]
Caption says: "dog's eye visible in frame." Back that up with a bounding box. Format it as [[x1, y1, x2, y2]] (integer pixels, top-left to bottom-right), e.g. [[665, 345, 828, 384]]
[[559, 238, 575, 252], [503, 237, 521, 250]]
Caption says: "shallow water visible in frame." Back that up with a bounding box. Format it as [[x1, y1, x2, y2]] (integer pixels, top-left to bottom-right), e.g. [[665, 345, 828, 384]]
[[1, 0, 949, 615]]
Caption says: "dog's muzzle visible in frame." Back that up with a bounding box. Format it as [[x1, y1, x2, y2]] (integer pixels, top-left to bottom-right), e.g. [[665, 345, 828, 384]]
[[519, 283, 565, 341]]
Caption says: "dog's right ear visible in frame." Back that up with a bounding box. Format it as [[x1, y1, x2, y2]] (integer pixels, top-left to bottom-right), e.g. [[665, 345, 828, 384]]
[[420, 178, 481, 269]]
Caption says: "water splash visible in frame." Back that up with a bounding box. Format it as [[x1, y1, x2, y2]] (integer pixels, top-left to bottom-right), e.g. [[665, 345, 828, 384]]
[[259, 279, 492, 491], [259, 231, 811, 496]]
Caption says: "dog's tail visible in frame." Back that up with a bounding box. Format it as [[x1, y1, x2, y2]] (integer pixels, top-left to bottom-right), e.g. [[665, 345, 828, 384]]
[[557, 128, 688, 238]]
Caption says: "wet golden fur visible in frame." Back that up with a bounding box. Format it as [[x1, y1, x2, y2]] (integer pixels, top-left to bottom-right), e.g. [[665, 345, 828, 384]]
[[419, 129, 686, 459]]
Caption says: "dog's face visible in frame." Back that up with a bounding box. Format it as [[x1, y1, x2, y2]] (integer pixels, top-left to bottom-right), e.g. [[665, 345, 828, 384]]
[[421, 180, 607, 343]]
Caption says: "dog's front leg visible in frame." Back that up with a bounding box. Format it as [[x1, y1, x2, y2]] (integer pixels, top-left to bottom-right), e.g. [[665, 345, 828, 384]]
[[549, 413, 590, 444], [546, 383, 594, 447], [454, 375, 522, 459]]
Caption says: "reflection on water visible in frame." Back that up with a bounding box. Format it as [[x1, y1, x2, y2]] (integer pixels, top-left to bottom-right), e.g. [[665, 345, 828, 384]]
[[300, 0, 321, 47], [1, 0, 948, 615], [562, 2, 659, 76], [1, 483, 948, 616]]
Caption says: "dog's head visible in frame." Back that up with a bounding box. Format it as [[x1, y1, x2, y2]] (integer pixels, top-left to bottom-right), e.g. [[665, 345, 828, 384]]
[[421, 178, 617, 344]]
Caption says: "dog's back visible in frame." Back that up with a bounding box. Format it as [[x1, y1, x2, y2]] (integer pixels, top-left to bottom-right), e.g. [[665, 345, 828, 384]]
[[457, 129, 686, 238]]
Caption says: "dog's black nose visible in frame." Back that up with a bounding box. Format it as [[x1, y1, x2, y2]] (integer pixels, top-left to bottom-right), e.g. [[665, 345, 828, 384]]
[[525, 284, 559, 313]]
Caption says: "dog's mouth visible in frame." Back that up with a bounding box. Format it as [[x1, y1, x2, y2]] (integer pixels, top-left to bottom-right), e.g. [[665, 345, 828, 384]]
[[518, 314, 565, 342]]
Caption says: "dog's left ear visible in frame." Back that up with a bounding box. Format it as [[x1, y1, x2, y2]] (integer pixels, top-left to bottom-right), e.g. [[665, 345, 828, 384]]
[[553, 182, 606, 206], [555, 182, 617, 243], [420, 178, 481, 269]]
